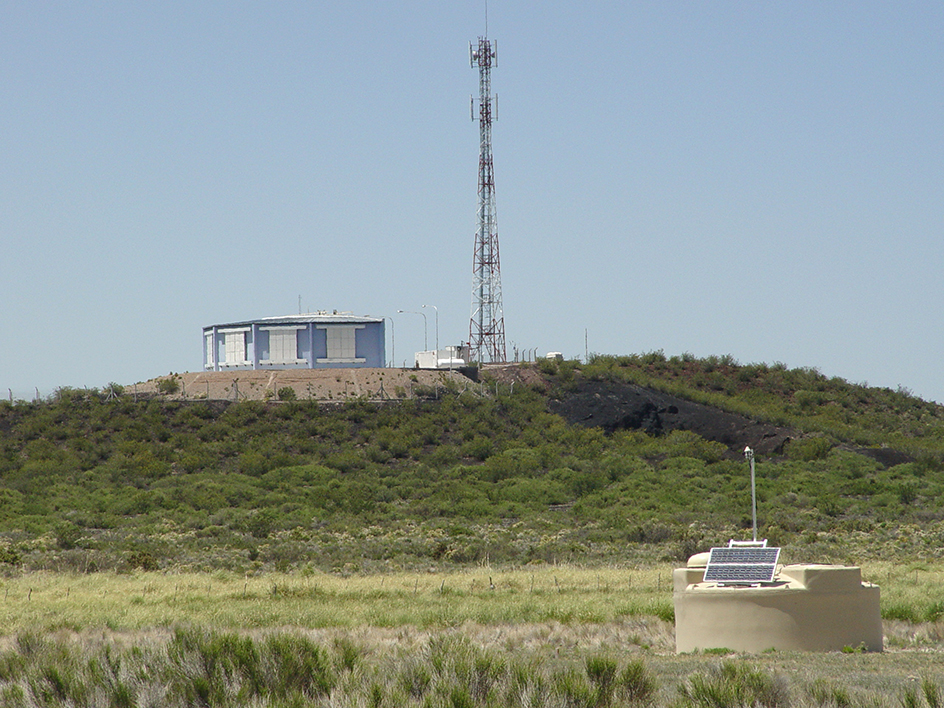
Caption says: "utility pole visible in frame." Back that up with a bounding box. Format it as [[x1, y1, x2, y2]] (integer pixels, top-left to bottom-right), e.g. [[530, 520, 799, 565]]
[[745, 446, 757, 542]]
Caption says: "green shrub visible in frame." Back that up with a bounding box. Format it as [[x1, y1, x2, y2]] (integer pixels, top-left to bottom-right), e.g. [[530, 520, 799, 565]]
[[168, 628, 262, 705], [277, 387, 297, 401], [902, 686, 923, 708], [399, 659, 432, 699], [786, 436, 833, 461], [586, 656, 618, 705], [127, 549, 159, 571], [103, 382, 125, 398], [807, 679, 852, 708], [237, 451, 269, 477], [54, 522, 82, 551], [262, 634, 334, 700], [882, 601, 921, 623], [332, 637, 362, 673], [678, 662, 789, 708], [794, 390, 823, 412], [552, 667, 593, 706], [156, 377, 180, 396], [245, 509, 278, 539], [923, 678, 942, 708], [617, 659, 658, 705], [0, 545, 21, 566]]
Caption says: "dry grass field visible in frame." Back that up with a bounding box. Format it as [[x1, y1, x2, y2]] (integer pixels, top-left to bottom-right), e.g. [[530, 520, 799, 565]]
[[0, 566, 676, 635], [0, 565, 941, 706]]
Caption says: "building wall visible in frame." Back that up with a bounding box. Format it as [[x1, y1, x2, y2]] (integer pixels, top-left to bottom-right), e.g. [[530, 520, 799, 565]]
[[203, 318, 385, 371]]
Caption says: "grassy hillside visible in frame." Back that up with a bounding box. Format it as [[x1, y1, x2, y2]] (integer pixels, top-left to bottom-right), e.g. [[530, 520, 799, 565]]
[[1, 353, 942, 573], [575, 352, 944, 457]]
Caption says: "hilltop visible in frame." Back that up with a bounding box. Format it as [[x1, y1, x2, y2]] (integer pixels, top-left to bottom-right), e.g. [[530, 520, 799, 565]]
[[134, 363, 906, 464], [1, 352, 942, 573]]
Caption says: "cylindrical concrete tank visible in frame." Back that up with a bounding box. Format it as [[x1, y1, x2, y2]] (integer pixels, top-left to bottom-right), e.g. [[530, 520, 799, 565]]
[[674, 560, 882, 653]]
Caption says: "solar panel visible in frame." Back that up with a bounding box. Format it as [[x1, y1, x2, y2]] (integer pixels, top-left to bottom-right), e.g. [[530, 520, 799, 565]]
[[703, 544, 781, 584]]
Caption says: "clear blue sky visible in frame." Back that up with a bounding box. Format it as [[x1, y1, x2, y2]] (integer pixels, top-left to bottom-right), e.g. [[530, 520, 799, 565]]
[[3, 2, 943, 402]]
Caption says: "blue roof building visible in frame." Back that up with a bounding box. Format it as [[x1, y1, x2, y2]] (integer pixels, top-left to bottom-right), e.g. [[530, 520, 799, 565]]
[[203, 312, 385, 371]]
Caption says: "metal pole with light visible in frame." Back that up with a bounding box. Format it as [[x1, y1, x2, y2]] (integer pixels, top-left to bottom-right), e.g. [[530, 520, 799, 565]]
[[422, 304, 439, 353], [744, 446, 757, 542], [397, 309, 428, 352]]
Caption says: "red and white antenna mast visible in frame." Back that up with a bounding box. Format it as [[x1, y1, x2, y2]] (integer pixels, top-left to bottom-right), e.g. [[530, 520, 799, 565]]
[[468, 32, 506, 364]]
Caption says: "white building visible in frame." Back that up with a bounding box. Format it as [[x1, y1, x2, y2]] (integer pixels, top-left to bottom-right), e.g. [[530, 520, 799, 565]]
[[204, 312, 385, 371]]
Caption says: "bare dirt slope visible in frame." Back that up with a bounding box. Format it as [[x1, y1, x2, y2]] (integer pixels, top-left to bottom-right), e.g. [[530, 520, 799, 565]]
[[132, 368, 476, 402]]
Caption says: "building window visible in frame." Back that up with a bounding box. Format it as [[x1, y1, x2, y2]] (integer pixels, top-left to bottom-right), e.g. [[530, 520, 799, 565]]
[[268, 329, 298, 363], [317, 325, 365, 363], [223, 332, 246, 365], [205, 334, 214, 368], [327, 326, 356, 359]]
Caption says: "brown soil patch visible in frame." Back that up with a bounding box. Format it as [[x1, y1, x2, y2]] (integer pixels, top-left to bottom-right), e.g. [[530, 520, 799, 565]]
[[132, 368, 476, 402]]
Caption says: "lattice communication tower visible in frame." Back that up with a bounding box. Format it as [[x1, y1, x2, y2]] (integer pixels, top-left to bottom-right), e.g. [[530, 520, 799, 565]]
[[468, 35, 506, 364]]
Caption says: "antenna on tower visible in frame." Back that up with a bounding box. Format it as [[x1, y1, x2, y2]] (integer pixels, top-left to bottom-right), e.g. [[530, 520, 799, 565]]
[[468, 29, 506, 364]]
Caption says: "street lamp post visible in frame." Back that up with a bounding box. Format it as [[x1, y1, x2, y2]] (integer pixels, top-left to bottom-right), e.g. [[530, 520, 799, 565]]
[[422, 304, 439, 353], [744, 446, 757, 542], [397, 309, 428, 352]]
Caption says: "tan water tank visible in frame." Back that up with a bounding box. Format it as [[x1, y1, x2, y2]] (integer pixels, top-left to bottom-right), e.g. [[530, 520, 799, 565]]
[[674, 557, 882, 653]]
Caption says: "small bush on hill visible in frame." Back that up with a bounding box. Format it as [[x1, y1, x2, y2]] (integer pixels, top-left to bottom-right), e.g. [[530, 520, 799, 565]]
[[277, 387, 297, 401], [157, 377, 180, 395]]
